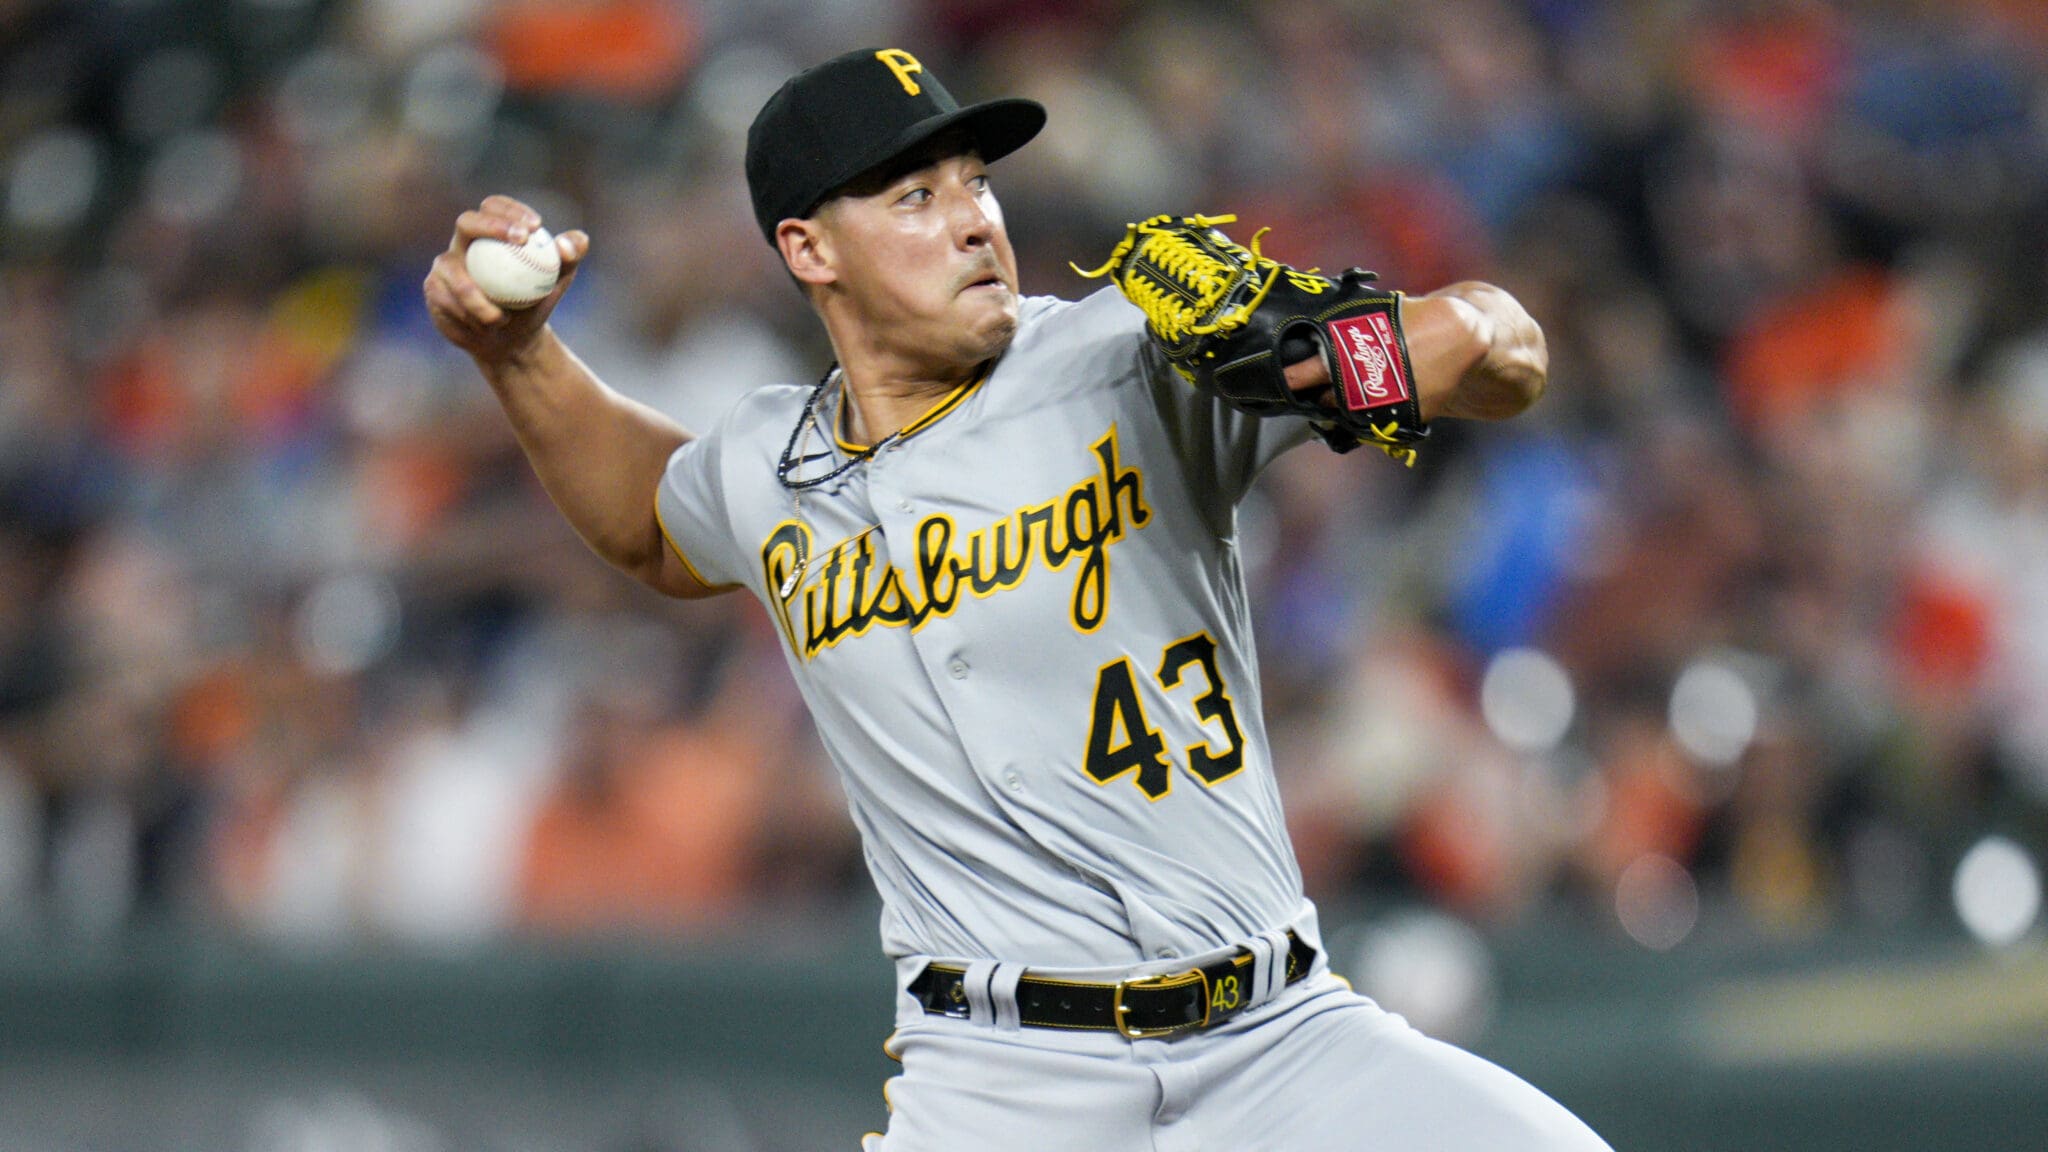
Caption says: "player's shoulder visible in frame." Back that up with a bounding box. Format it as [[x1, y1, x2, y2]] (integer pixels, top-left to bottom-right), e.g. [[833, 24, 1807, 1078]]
[[1013, 286, 1148, 347], [661, 381, 813, 497], [998, 287, 1153, 395], [699, 380, 811, 452]]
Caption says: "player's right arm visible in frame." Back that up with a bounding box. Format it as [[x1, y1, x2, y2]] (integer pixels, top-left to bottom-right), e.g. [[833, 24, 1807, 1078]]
[[423, 196, 723, 600]]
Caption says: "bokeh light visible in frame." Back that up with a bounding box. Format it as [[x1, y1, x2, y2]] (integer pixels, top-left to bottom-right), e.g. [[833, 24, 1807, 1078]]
[[1615, 853, 1699, 952], [144, 129, 244, 225], [1669, 657, 1758, 767], [276, 49, 377, 145], [1350, 909, 1498, 1043], [1953, 836, 2042, 949], [401, 44, 504, 146], [6, 127, 101, 234], [1480, 647, 1575, 754], [295, 571, 402, 677]]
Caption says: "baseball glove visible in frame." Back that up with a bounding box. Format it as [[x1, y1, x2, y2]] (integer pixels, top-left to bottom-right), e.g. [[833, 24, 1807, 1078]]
[[1073, 214, 1428, 465]]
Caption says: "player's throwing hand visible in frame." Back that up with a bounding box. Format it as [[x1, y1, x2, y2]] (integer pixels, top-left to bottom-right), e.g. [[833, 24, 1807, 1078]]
[[422, 195, 589, 364]]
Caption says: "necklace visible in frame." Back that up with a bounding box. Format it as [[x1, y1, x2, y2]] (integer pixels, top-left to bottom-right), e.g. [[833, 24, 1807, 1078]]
[[775, 363, 905, 493], [773, 364, 892, 598], [771, 361, 988, 599]]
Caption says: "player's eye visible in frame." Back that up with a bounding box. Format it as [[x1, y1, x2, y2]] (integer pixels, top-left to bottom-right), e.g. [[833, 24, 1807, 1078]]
[[968, 173, 991, 193], [897, 187, 932, 207]]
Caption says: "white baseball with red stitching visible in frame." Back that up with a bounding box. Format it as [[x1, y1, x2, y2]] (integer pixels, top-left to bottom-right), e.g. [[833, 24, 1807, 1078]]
[[464, 227, 560, 309]]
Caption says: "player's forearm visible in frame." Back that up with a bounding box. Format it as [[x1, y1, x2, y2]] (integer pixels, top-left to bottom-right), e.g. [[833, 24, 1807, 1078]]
[[476, 327, 689, 583], [1411, 281, 1547, 422]]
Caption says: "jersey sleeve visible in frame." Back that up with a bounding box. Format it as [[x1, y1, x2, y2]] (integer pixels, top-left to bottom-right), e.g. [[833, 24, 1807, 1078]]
[[653, 420, 749, 593], [1119, 298, 1316, 517]]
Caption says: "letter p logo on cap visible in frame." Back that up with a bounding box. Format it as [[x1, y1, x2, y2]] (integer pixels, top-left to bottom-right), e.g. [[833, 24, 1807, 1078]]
[[875, 49, 924, 95]]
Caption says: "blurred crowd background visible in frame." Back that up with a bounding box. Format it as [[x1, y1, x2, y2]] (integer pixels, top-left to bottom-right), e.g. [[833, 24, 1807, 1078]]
[[2, 0, 2046, 978]]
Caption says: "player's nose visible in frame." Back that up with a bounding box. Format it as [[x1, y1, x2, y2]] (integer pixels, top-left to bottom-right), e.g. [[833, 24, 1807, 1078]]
[[948, 184, 995, 250]]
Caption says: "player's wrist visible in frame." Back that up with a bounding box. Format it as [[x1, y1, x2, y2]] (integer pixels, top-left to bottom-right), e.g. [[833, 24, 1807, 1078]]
[[473, 323, 561, 380]]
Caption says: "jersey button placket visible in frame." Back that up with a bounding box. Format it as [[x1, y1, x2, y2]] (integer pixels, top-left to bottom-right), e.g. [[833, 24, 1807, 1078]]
[[866, 463, 912, 549]]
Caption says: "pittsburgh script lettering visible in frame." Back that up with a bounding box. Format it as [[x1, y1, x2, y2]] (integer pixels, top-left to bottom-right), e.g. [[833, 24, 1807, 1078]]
[[762, 427, 1150, 658]]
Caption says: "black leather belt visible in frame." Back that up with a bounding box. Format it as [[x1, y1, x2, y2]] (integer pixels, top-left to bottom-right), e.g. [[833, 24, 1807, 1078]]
[[908, 932, 1317, 1039]]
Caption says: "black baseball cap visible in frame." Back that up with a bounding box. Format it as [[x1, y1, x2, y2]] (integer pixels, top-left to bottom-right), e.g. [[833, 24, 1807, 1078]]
[[745, 47, 1046, 243]]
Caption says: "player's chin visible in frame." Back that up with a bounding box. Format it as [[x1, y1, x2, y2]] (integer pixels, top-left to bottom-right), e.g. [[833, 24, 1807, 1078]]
[[956, 289, 1020, 355]]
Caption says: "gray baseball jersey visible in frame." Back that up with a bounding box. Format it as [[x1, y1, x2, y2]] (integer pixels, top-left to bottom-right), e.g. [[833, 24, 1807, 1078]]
[[657, 284, 1617, 1152], [656, 286, 1317, 968]]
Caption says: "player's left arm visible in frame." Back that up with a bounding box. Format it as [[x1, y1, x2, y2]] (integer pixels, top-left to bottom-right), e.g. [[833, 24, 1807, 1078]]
[[1281, 281, 1547, 423]]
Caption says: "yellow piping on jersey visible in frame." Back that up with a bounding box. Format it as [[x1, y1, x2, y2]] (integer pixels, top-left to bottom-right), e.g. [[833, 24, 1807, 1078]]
[[832, 364, 991, 454], [653, 492, 742, 592]]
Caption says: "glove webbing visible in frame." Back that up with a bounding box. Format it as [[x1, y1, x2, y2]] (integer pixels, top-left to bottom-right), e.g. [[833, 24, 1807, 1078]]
[[1071, 214, 1287, 345]]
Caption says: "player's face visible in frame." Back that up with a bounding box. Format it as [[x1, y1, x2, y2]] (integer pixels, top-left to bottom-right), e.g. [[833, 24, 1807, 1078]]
[[815, 149, 1021, 371]]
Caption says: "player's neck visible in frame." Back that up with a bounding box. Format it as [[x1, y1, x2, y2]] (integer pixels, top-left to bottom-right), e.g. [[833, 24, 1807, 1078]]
[[834, 355, 982, 446]]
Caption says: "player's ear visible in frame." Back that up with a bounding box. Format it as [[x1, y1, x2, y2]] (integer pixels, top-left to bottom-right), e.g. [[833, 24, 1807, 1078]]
[[778, 217, 836, 290]]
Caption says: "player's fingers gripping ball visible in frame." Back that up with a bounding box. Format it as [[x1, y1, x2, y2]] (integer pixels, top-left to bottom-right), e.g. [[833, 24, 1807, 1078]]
[[465, 227, 562, 309], [1074, 214, 1429, 465]]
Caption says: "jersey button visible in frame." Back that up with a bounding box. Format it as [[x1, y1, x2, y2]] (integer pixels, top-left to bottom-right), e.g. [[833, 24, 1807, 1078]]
[[1155, 947, 1179, 960], [1004, 771, 1023, 793], [896, 498, 913, 513], [948, 660, 969, 679]]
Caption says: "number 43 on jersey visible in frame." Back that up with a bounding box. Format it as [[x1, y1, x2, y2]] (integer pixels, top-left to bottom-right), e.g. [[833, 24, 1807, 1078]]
[[1084, 631, 1245, 800]]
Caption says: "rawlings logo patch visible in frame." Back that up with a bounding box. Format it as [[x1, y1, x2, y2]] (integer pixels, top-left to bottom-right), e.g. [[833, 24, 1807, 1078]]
[[1328, 312, 1411, 411]]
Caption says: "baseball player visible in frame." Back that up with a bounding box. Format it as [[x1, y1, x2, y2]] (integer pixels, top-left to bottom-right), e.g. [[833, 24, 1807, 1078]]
[[425, 46, 1612, 1152]]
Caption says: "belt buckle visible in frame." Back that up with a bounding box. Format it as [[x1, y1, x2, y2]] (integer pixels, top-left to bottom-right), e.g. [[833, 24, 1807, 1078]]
[[1113, 967, 1210, 1039]]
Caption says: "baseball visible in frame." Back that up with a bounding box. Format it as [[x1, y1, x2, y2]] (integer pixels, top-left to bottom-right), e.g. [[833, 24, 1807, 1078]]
[[465, 227, 560, 309]]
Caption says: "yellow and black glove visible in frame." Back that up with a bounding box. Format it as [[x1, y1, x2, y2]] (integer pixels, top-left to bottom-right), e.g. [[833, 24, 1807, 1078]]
[[1076, 214, 1428, 465]]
